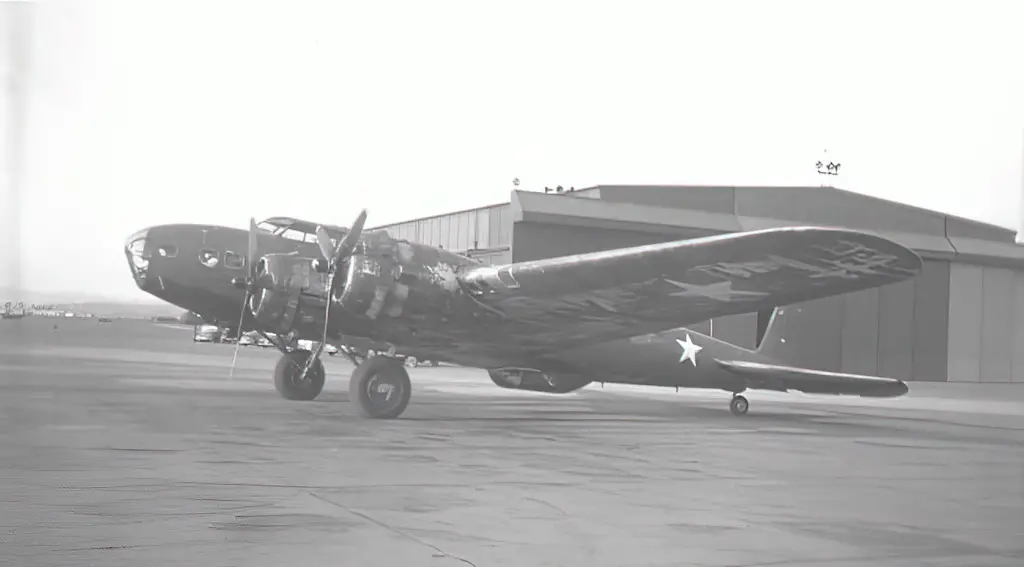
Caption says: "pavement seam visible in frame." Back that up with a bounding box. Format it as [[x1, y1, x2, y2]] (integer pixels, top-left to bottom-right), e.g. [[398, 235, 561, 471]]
[[308, 491, 477, 567]]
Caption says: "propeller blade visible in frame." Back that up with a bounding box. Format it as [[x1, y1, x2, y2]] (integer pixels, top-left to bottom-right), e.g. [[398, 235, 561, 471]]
[[314, 226, 335, 265], [332, 209, 368, 265], [231, 217, 263, 378], [247, 217, 260, 279], [320, 282, 334, 347], [228, 288, 250, 379]]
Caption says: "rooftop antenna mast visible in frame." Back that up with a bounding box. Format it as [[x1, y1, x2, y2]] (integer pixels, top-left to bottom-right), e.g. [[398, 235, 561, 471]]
[[815, 148, 842, 188]]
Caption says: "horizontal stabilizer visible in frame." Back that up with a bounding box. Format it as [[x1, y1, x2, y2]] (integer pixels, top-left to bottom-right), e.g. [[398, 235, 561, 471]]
[[714, 359, 909, 398]]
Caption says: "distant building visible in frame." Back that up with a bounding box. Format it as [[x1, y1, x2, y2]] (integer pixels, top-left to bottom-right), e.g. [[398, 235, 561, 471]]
[[34, 310, 71, 318], [371, 185, 1024, 384]]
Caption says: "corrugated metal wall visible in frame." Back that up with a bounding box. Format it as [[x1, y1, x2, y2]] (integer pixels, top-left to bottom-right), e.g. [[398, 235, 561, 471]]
[[511, 221, 677, 262], [772, 260, 953, 381], [377, 205, 512, 264], [771, 259, 1024, 383], [947, 263, 1024, 383]]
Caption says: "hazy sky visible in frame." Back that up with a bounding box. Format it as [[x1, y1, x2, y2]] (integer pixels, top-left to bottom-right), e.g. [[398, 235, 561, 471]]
[[3, 0, 1023, 301]]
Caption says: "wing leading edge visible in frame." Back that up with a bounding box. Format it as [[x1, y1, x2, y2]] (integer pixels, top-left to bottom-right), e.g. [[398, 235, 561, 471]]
[[714, 359, 910, 398], [459, 226, 923, 354]]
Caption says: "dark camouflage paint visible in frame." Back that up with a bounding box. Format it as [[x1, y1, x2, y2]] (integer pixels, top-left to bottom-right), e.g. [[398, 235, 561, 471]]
[[127, 222, 921, 394]]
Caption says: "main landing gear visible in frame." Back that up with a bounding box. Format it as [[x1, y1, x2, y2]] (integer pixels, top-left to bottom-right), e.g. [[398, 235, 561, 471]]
[[270, 343, 412, 419], [729, 393, 750, 416], [347, 355, 411, 419], [274, 349, 326, 401]]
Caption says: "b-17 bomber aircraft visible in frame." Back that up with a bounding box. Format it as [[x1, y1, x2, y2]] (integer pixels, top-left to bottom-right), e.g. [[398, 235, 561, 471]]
[[124, 211, 922, 419]]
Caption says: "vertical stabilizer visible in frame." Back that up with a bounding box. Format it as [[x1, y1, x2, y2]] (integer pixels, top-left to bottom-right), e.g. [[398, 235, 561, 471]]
[[755, 306, 819, 366]]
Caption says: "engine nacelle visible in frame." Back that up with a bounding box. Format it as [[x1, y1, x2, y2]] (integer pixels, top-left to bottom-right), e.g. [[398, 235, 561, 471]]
[[250, 252, 324, 335], [336, 253, 400, 319], [487, 368, 592, 394]]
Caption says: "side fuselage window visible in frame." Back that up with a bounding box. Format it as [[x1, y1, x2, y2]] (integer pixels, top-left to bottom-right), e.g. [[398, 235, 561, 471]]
[[224, 252, 245, 270], [157, 245, 178, 258], [199, 249, 220, 268]]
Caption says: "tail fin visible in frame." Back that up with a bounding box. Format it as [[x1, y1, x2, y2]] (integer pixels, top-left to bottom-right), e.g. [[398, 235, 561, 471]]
[[756, 305, 832, 370], [756, 307, 785, 357]]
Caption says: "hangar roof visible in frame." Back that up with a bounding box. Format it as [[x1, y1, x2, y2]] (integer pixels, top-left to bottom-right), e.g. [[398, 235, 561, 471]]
[[511, 185, 1024, 269]]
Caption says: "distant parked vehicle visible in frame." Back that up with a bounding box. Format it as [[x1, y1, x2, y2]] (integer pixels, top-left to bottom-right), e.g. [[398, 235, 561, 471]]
[[238, 332, 256, 346], [193, 325, 222, 343], [296, 339, 339, 356]]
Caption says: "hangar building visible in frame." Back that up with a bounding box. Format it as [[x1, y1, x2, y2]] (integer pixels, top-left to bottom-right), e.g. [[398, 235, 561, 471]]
[[372, 185, 1024, 384]]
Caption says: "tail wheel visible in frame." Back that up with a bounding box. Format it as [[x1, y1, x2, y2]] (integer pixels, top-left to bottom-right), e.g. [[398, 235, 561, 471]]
[[274, 349, 326, 401], [729, 395, 749, 416], [348, 356, 411, 419]]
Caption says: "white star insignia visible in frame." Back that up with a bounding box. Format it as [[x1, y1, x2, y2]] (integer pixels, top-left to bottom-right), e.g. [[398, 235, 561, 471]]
[[676, 334, 703, 366]]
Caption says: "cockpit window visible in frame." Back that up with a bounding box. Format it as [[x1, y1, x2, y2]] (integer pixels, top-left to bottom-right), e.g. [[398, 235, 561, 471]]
[[280, 228, 306, 242], [224, 251, 245, 270], [257, 217, 347, 244], [199, 249, 220, 268], [156, 245, 177, 258]]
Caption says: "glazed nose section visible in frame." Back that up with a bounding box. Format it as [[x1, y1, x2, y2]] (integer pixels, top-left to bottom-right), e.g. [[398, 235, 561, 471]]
[[124, 227, 153, 290], [125, 225, 182, 292]]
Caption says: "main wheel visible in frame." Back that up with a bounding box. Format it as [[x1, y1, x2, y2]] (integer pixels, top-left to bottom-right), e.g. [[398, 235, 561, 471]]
[[273, 349, 326, 401], [729, 394, 750, 416], [348, 356, 412, 419]]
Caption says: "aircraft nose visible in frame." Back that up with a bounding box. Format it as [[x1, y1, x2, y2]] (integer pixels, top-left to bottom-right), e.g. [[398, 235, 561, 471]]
[[124, 227, 151, 288], [124, 226, 174, 293]]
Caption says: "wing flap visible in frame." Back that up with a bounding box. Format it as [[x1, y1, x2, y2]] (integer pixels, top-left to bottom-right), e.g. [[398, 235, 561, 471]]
[[715, 359, 910, 398], [458, 227, 922, 353]]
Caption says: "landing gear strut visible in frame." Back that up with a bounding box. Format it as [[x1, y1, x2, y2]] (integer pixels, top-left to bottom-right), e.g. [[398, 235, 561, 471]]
[[348, 355, 411, 419], [729, 394, 750, 416]]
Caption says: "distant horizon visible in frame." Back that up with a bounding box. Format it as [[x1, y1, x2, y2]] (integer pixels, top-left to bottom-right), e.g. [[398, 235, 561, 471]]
[[0, 286, 174, 306], [6, 181, 1024, 303]]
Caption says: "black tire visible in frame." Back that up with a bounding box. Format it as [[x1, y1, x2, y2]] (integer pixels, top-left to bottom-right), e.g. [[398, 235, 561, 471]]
[[273, 349, 326, 401], [729, 395, 749, 416], [348, 356, 411, 419]]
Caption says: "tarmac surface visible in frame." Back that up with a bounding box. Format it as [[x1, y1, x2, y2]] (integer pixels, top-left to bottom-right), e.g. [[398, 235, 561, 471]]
[[2, 317, 1023, 567]]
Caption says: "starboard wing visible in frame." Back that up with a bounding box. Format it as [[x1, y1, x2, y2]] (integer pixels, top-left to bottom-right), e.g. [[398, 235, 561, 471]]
[[714, 359, 909, 398], [458, 227, 922, 354]]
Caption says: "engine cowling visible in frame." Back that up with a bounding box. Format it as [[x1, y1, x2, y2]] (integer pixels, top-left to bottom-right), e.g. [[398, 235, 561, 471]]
[[336, 252, 400, 319], [487, 368, 592, 394], [249, 252, 323, 335]]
